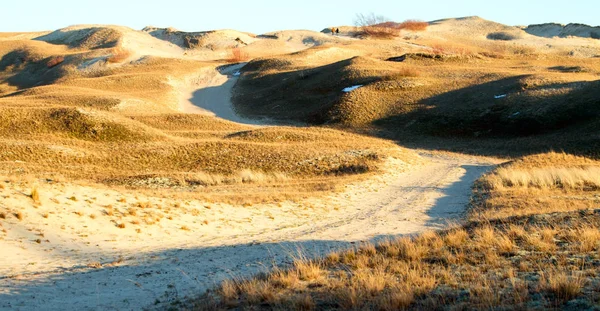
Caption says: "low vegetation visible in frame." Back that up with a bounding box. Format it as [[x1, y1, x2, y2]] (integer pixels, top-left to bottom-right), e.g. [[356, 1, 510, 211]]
[[472, 152, 600, 220], [398, 20, 428, 32], [487, 31, 521, 41]]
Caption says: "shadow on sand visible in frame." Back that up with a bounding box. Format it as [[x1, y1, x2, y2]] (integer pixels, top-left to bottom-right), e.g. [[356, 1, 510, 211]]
[[0, 164, 493, 310]]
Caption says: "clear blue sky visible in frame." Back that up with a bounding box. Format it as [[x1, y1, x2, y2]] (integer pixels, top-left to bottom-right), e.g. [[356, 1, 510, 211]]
[[1, 0, 597, 34]]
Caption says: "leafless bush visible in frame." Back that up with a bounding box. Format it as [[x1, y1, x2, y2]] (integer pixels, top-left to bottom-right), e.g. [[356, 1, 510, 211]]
[[354, 13, 400, 38], [229, 47, 249, 63]]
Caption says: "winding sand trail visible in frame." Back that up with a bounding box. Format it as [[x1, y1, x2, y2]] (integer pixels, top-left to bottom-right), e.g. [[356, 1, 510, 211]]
[[178, 63, 268, 125], [0, 68, 501, 310]]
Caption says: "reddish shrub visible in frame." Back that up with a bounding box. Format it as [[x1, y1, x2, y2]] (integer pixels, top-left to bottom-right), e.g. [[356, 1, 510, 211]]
[[47, 56, 65, 68], [229, 47, 249, 63], [398, 20, 428, 31], [107, 48, 131, 63]]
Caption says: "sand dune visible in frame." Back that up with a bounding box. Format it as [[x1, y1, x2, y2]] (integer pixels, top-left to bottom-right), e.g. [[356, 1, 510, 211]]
[[1, 15, 600, 310]]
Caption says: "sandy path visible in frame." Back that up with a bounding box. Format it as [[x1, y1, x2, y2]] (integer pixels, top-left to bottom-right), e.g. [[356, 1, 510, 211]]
[[0, 153, 497, 310], [177, 63, 268, 125]]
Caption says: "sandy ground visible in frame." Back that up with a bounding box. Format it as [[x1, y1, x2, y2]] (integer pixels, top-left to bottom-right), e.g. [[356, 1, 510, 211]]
[[0, 151, 499, 310]]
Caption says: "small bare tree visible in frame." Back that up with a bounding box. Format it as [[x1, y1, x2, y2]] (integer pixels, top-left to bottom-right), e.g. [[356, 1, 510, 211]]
[[354, 13, 389, 27], [353, 13, 400, 38]]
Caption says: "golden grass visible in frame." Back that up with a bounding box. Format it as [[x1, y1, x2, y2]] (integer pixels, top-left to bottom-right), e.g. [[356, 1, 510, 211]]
[[0, 101, 404, 203], [195, 212, 600, 309], [539, 270, 587, 303], [486, 166, 600, 190], [192, 151, 600, 310], [473, 152, 600, 221]]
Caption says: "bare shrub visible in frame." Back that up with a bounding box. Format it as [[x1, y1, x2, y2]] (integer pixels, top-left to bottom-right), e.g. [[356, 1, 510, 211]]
[[229, 47, 249, 63], [354, 13, 400, 39]]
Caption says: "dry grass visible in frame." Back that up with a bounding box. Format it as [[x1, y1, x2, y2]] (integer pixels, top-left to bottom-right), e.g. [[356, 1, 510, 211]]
[[430, 42, 477, 56], [193, 212, 600, 310], [539, 270, 587, 303], [0, 107, 401, 204], [360, 25, 401, 39], [473, 152, 600, 220], [30, 186, 40, 204], [485, 166, 600, 190], [192, 152, 600, 310]]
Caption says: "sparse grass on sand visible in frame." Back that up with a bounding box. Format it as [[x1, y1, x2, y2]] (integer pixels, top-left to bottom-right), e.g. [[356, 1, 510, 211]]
[[191, 152, 600, 310], [0, 40, 414, 203], [233, 40, 600, 156]]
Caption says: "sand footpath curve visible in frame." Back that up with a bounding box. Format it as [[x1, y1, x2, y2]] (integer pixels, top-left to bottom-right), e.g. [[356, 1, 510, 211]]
[[1, 65, 501, 310], [0, 152, 498, 310], [177, 63, 268, 125]]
